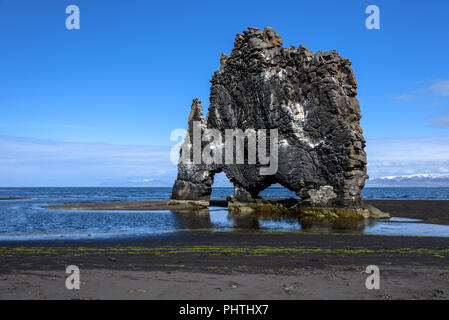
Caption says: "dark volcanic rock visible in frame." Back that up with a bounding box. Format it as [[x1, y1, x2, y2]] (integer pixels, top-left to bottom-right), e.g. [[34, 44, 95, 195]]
[[172, 27, 367, 207]]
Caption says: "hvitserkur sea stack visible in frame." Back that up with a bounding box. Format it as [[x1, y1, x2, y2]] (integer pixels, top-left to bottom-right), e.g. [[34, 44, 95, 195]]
[[172, 27, 369, 209]]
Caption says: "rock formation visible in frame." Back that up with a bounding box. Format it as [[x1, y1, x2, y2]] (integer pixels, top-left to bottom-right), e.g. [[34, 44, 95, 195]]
[[172, 27, 369, 209]]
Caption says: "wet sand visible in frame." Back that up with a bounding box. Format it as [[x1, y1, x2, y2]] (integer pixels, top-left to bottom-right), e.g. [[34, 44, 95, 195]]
[[1, 231, 448, 272], [365, 200, 449, 225], [43, 200, 207, 213]]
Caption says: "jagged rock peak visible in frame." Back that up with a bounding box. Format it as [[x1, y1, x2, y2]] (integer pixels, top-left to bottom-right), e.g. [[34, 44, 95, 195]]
[[186, 99, 204, 144], [233, 27, 283, 51]]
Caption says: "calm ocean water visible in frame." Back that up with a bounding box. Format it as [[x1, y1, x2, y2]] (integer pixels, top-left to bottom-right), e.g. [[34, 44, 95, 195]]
[[0, 187, 448, 241]]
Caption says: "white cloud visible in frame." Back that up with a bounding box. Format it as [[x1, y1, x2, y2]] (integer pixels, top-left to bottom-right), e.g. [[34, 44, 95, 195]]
[[366, 136, 449, 178], [429, 79, 449, 96], [395, 79, 449, 104], [0, 136, 177, 187], [427, 113, 449, 128]]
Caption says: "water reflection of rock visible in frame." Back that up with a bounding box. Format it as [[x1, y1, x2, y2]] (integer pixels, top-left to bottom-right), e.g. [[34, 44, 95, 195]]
[[300, 218, 376, 233], [229, 214, 260, 229], [169, 208, 212, 229], [169, 207, 381, 233]]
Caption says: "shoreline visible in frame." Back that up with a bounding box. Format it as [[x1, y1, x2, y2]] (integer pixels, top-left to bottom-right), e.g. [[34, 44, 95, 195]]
[[43, 198, 449, 225], [1, 231, 448, 272]]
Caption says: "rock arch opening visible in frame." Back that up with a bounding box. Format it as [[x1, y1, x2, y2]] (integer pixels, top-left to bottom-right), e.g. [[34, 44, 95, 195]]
[[210, 172, 233, 199]]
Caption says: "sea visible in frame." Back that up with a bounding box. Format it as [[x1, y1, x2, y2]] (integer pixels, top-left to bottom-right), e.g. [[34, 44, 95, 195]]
[[0, 187, 449, 241]]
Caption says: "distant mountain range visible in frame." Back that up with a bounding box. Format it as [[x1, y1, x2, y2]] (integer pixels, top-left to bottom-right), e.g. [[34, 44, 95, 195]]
[[100, 173, 449, 188], [366, 174, 449, 187], [98, 172, 235, 188]]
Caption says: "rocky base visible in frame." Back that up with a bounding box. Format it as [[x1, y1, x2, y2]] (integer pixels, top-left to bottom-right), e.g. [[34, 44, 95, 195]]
[[167, 200, 210, 209], [228, 199, 389, 220]]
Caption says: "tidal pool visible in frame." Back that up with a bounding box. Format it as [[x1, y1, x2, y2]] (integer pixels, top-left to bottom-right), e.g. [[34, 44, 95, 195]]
[[1, 204, 449, 241]]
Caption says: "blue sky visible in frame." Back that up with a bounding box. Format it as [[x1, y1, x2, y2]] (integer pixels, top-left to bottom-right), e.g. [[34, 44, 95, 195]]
[[0, 0, 449, 186]]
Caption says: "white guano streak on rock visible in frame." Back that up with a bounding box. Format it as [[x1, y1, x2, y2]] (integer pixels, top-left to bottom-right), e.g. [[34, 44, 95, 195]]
[[262, 68, 287, 81], [282, 101, 321, 149], [263, 70, 320, 149]]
